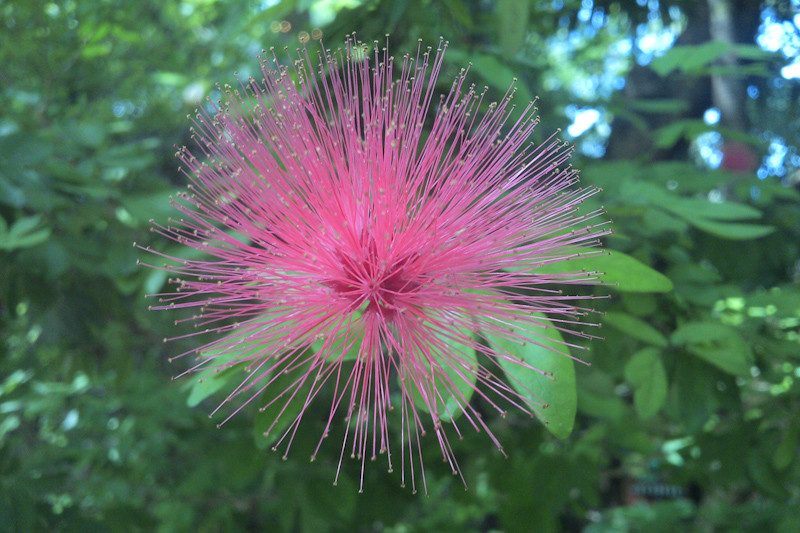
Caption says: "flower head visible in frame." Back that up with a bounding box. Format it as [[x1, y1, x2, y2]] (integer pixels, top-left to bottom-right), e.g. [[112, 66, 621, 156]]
[[139, 36, 609, 494]]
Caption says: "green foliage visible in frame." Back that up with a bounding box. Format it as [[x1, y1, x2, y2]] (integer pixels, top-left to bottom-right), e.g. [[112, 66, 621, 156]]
[[533, 249, 674, 292], [604, 311, 669, 347], [650, 41, 776, 77], [0, 215, 51, 250], [185, 351, 243, 408], [485, 313, 578, 440], [671, 321, 754, 376], [624, 347, 668, 420], [411, 325, 480, 423], [2, 1, 800, 532]]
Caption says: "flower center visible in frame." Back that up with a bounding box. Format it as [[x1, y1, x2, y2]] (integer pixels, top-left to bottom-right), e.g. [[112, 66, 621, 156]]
[[328, 234, 419, 319]]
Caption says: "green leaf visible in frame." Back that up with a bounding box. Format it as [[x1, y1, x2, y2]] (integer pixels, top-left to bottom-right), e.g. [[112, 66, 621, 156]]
[[671, 321, 733, 344], [671, 322, 754, 376], [652, 119, 713, 149], [496, 0, 529, 53], [0, 215, 51, 250], [678, 217, 775, 240], [484, 313, 577, 439], [747, 449, 790, 500], [446, 49, 534, 105], [732, 43, 778, 60], [652, 121, 688, 149], [669, 356, 719, 432], [185, 351, 242, 408], [151, 71, 189, 86], [707, 63, 773, 77], [577, 385, 626, 422], [0, 414, 21, 443], [0, 133, 53, 169], [662, 198, 763, 221], [624, 348, 668, 420], [667, 263, 722, 284], [621, 293, 658, 317], [242, 0, 298, 33], [686, 344, 752, 376], [627, 98, 689, 114], [656, 196, 774, 239], [186, 313, 297, 407], [122, 189, 181, 225], [603, 312, 668, 347], [444, 0, 474, 29], [312, 311, 363, 363], [650, 41, 730, 76], [773, 422, 800, 471], [617, 179, 667, 205], [411, 326, 478, 423], [81, 41, 112, 58], [253, 312, 365, 450], [642, 209, 689, 235], [253, 365, 317, 450], [533, 250, 673, 293], [73, 122, 106, 148], [7, 214, 44, 236]]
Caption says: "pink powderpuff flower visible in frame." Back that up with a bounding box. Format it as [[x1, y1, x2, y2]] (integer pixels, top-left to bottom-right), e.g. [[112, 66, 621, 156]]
[[137, 35, 609, 494]]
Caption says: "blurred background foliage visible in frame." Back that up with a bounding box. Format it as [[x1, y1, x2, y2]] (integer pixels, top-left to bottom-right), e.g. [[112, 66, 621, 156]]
[[2, 0, 800, 531]]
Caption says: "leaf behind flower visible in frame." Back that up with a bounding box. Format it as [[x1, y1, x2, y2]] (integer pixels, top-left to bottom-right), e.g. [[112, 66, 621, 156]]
[[409, 325, 479, 424], [484, 312, 577, 439]]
